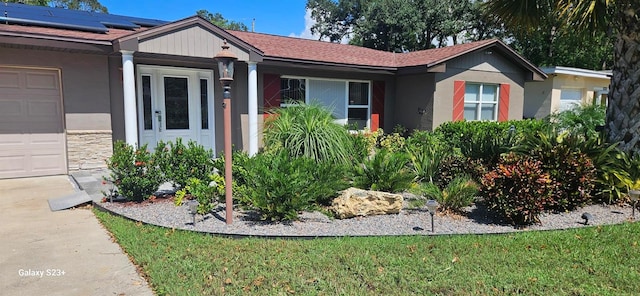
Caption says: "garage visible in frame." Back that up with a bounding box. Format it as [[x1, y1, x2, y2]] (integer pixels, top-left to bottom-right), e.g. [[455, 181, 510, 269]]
[[0, 66, 67, 179]]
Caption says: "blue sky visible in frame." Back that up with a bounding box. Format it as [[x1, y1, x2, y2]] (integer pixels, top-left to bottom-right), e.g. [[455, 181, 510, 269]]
[[100, 0, 316, 38]]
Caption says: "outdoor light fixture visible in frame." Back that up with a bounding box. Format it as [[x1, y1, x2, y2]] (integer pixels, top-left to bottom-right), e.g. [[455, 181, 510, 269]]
[[426, 199, 439, 233], [581, 212, 593, 225], [629, 189, 640, 219], [214, 40, 238, 225], [188, 200, 199, 226]]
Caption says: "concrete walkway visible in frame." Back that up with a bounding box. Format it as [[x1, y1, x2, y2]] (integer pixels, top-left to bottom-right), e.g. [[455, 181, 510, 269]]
[[0, 175, 154, 296]]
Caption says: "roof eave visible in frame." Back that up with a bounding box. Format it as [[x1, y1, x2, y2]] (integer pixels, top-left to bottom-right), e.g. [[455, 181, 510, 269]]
[[0, 30, 112, 53], [263, 56, 397, 74]]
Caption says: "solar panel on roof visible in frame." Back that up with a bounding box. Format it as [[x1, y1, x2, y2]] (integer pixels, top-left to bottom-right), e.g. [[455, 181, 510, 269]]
[[1, 2, 167, 33]]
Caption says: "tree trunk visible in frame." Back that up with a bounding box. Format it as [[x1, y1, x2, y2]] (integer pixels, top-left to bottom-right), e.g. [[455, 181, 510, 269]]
[[606, 4, 640, 155]]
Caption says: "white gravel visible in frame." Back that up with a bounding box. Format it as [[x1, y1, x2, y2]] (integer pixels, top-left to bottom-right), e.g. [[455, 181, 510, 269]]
[[95, 196, 636, 238]]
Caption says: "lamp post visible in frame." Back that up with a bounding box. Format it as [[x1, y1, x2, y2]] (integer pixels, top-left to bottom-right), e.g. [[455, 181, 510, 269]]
[[629, 190, 640, 219], [188, 199, 199, 225], [215, 40, 238, 225], [426, 199, 439, 233]]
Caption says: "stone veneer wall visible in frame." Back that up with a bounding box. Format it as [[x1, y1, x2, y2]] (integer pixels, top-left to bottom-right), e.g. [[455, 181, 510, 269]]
[[67, 130, 113, 170]]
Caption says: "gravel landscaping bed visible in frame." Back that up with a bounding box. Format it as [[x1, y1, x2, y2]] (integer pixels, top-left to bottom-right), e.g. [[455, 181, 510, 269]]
[[95, 194, 636, 237]]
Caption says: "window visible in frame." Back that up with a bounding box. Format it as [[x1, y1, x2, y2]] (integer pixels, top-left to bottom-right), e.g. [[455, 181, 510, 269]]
[[200, 79, 208, 129], [348, 82, 369, 129], [280, 78, 305, 105], [279, 76, 371, 129], [559, 88, 582, 112], [142, 75, 152, 130], [464, 83, 498, 121], [164, 77, 189, 129]]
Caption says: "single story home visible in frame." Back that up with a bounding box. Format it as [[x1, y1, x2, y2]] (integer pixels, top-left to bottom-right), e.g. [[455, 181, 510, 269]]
[[0, 3, 546, 179], [524, 66, 611, 118]]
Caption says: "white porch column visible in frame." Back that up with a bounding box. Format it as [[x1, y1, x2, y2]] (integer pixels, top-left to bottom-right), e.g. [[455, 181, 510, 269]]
[[121, 50, 138, 146], [247, 62, 258, 156]]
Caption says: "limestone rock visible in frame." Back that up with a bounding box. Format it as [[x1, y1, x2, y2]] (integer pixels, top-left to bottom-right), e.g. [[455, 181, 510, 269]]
[[330, 187, 403, 219]]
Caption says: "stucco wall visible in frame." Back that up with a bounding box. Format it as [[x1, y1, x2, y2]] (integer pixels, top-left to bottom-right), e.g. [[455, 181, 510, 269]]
[[524, 74, 610, 118], [432, 50, 527, 128], [394, 73, 436, 131], [1, 47, 112, 170], [523, 78, 553, 118]]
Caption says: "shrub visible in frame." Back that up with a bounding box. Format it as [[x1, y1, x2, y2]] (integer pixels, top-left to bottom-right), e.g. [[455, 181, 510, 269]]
[[105, 141, 163, 202], [174, 175, 225, 214], [379, 132, 406, 153], [578, 137, 630, 204], [212, 150, 253, 207], [434, 120, 548, 166], [263, 102, 354, 165], [515, 128, 598, 210], [154, 138, 215, 189], [412, 177, 479, 213], [353, 149, 414, 193], [481, 153, 555, 226], [434, 155, 487, 188], [547, 103, 605, 140], [404, 131, 449, 183], [348, 129, 382, 164], [243, 151, 348, 221]]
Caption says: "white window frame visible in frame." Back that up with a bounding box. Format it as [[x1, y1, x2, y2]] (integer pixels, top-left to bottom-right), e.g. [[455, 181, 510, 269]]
[[464, 83, 499, 121], [559, 88, 583, 112], [279, 76, 372, 129]]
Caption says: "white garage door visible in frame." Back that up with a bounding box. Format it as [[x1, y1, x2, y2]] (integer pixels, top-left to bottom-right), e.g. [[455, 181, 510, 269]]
[[0, 67, 67, 179]]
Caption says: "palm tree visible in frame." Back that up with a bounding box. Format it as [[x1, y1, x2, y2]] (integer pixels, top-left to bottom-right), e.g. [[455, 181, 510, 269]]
[[483, 0, 640, 155]]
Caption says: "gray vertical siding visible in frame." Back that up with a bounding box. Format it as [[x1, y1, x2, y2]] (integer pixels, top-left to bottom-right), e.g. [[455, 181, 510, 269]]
[[138, 25, 250, 61]]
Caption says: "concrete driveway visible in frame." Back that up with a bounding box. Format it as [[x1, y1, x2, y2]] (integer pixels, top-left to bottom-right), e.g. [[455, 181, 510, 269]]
[[0, 175, 154, 296]]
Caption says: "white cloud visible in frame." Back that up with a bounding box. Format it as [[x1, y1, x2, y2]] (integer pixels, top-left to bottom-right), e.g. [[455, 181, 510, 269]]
[[289, 9, 350, 44], [289, 9, 320, 40]]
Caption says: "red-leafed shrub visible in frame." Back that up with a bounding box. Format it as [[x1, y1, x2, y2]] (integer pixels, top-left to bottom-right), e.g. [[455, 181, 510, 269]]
[[481, 153, 555, 226]]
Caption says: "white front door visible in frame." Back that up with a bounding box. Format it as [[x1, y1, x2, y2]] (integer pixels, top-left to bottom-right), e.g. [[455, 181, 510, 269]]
[[137, 66, 215, 153]]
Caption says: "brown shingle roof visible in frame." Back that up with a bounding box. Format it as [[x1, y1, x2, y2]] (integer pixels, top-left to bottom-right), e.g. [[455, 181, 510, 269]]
[[397, 39, 497, 67], [0, 23, 144, 42], [229, 30, 397, 68], [229, 30, 503, 69]]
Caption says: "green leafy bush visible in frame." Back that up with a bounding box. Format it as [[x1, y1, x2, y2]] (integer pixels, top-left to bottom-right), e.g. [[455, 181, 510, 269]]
[[348, 129, 382, 164], [578, 137, 630, 204], [412, 177, 479, 213], [243, 151, 348, 221], [379, 132, 406, 153], [105, 141, 163, 201], [405, 131, 449, 183], [515, 129, 597, 211], [434, 155, 487, 188], [547, 104, 605, 140], [174, 175, 225, 214], [353, 149, 414, 193], [154, 138, 215, 189], [212, 150, 253, 207], [434, 120, 548, 165], [263, 102, 354, 165], [481, 153, 555, 226]]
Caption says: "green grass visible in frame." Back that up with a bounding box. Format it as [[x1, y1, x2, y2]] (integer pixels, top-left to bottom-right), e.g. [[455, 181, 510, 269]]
[[94, 209, 640, 295]]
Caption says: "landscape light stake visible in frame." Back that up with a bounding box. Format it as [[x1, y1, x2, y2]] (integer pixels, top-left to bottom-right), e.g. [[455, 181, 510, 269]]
[[214, 40, 238, 225], [188, 200, 199, 226], [426, 199, 439, 233]]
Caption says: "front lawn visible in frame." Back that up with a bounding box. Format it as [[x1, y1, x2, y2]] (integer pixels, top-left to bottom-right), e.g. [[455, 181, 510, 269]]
[[95, 209, 640, 295]]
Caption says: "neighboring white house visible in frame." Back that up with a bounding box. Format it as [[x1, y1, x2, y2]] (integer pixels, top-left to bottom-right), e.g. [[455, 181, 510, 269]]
[[524, 66, 611, 118]]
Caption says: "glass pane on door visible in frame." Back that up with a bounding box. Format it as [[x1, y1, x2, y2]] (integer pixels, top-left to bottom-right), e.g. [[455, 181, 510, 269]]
[[164, 77, 189, 129]]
